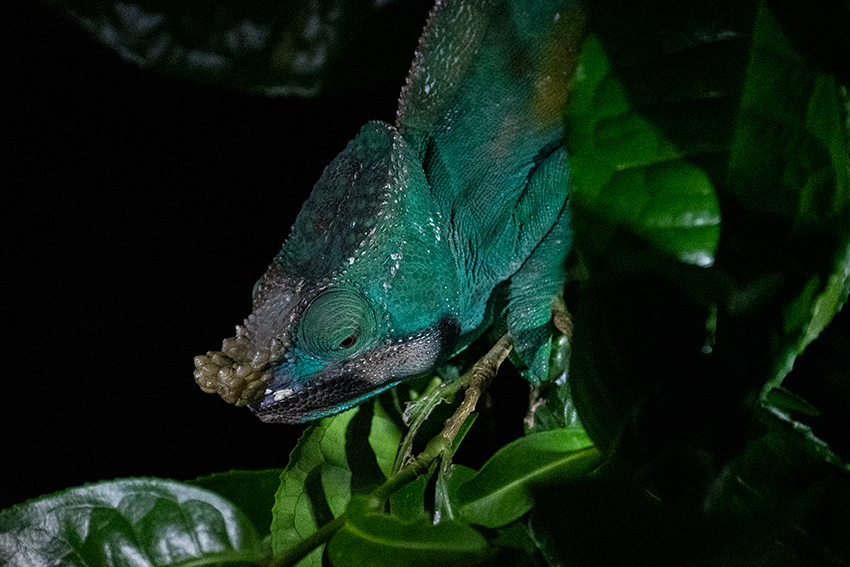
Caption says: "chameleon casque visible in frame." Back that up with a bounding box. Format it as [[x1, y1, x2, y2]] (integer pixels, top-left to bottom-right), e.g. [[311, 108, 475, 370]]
[[194, 0, 584, 423]]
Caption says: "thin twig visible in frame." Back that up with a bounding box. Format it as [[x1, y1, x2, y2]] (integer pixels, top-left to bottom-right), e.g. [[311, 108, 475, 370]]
[[440, 334, 513, 442]]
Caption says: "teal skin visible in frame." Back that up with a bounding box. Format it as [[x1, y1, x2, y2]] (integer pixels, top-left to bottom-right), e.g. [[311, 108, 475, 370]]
[[194, 0, 583, 423]]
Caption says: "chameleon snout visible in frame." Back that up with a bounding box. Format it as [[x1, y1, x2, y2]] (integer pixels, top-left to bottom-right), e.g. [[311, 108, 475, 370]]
[[193, 332, 272, 406]]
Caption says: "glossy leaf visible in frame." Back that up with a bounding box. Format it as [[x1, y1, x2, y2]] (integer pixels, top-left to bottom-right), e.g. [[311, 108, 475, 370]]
[[434, 464, 476, 523], [730, 5, 850, 392], [763, 385, 820, 417], [388, 464, 434, 521], [487, 521, 552, 567], [270, 407, 353, 564], [456, 428, 601, 528], [271, 401, 399, 562], [368, 397, 403, 479], [565, 30, 727, 267], [190, 468, 283, 536], [0, 478, 264, 567], [326, 495, 491, 567]]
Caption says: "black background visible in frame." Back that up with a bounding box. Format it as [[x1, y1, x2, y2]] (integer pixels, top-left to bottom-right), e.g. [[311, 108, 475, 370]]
[[3, 1, 426, 510], [3, 1, 848, 512]]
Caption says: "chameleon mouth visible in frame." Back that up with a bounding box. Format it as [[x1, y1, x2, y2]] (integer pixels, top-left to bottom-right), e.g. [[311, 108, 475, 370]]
[[247, 315, 462, 423], [248, 370, 393, 424], [193, 316, 391, 421], [195, 314, 462, 423]]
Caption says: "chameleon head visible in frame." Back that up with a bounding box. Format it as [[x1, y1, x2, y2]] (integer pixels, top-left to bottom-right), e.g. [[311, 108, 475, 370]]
[[194, 121, 461, 423], [194, 264, 459, 423]]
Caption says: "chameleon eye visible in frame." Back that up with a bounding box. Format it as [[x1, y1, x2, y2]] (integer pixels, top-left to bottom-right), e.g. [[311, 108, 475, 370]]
[[298, 287, 376, 359]]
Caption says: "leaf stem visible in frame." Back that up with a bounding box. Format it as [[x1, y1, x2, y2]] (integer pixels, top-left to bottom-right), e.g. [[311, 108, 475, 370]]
[[267, 513, 347, 567], [373, 435, 452, 505]]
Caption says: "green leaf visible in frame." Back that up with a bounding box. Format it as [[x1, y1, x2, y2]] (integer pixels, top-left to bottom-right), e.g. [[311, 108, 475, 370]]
[[487, 521, 552, 567], [729, 4, 850, 391], [0, 478, 264, 567], [708, 406, 850, 562], [763, 386, 820, 418], [368, 397, 403, 479], [189, 468, 283, 537], [388, 464, 435, 522], [270, 408, 354, 564], [566, 0, 850, 463], [534, 404, 850, 566], [271, 401, 396, 562], [565, 32, 724, 268], [326, 496, 491, 567], [748, 403, 847, 477], [456, 429, 601, 528]]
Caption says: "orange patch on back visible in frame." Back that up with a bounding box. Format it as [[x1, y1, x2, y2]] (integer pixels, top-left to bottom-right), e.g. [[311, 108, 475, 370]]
[[530, 4, 587, 130]]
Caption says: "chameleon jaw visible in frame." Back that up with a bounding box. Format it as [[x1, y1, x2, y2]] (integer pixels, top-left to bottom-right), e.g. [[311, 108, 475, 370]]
[[249, 315, 462, 423], [248, 370, 402, 424]]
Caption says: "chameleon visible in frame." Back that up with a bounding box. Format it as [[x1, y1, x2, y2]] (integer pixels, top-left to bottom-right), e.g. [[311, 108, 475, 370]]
[[194, 0, 584, 423]]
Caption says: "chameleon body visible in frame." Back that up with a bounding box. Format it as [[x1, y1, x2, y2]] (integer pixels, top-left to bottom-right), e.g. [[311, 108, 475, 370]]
[[194, 0, 583, 423]]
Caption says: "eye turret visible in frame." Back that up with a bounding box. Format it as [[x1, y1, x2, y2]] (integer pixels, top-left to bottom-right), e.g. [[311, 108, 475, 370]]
[[297, 287, 377, 360]]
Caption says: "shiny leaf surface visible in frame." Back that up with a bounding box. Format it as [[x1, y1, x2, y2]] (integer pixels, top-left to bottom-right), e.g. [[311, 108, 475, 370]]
[[326, 496, 491, 567], [566, 0, 849, 469], [190, 468, 283, 537], [271, 401, 399, 562], [456, 428, 601, 528], [0, 478, 264, 567]]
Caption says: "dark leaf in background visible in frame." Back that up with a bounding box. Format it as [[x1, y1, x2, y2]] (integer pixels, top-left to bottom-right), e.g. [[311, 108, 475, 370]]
[[42, 0, 432, 96], [529, 407, 850, 567], [565, 0, 849, 510]]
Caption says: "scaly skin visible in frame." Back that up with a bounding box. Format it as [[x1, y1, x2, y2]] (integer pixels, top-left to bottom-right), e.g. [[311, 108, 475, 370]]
[[194, 0, 585, 423]]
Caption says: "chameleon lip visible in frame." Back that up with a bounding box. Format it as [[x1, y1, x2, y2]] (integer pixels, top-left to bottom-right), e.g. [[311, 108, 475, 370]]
[[247, 373, 382, 423], [247, 316, 461, 422], [253, 386, 298, 410], [272, 388, 295, 401]]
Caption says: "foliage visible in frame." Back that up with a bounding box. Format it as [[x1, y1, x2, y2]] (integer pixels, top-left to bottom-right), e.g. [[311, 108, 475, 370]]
[[4, 0, 848, 566], [42, 0, 432, 96]]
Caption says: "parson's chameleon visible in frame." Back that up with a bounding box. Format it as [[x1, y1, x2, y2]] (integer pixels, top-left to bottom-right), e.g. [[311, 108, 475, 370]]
[[194, 0, 584, 423]]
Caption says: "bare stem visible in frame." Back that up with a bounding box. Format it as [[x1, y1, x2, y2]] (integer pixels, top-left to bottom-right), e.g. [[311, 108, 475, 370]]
[[440, 334, 513, 442], [267, 513, 346, 567]]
